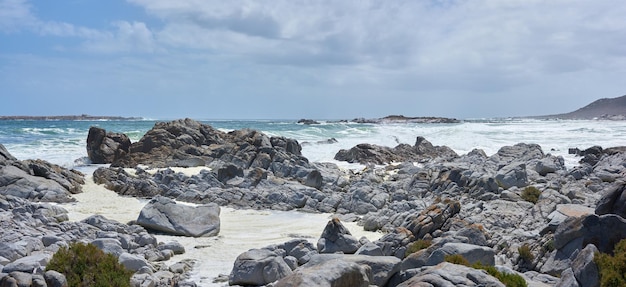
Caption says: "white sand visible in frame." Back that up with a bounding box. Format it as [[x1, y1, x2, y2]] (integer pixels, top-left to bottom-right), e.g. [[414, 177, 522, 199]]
[[64, 175, 382, 287]]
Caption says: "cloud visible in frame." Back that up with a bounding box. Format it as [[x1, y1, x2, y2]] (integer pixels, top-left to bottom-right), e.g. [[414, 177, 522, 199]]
[[0, 0, 37, 32]]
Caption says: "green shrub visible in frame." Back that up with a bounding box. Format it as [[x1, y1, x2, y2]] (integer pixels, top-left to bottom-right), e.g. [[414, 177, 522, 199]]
[[543, 239, 555, 252], [521, 186, 541, 204], [405, 239, 432, 257], [595, 239, 626, 287], [46, 242, 133, 287], [518, 243, 535, 263], [444, 254, 470, 266], [472, 263, 527, 287]]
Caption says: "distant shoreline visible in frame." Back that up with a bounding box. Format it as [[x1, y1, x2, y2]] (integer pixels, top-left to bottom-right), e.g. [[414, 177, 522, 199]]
[[0, 115, 144, 121]]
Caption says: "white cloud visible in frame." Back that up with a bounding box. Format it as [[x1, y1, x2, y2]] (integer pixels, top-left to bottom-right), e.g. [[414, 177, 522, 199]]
[[0, 0, 37, 32]]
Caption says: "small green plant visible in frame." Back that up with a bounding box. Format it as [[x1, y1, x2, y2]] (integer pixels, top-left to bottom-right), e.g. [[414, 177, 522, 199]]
[[521, 186, 541, 204], [472, 263, 527, 287], [595, 239, 626, 287], [46, 242, 133, 287], [543, 239, 555, 252], [444, 254, 470, 266], [518, 243, 535, 263], [405, 239, 432, 257]]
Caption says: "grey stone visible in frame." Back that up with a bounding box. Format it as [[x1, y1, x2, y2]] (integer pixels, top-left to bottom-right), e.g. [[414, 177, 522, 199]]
[[273, 258, 371, 287], [305, 254, 400, 287], [2, 253, 51, 274], [118, 252, 151, 272], [229, 249, 293, 286], [425, 243, 495, 267], [355, 242, 384, 256], [397, 262, 505, 287], [157, 241, 185, 255], [317, 218, 361, 254], [91, 238, 124, 257], [137, 196, 220, 237], [495, 162, 528, 189]]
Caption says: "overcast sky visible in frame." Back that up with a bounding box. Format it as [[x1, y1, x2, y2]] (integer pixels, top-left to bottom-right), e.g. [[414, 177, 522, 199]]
[[1, 0, 624, 119]]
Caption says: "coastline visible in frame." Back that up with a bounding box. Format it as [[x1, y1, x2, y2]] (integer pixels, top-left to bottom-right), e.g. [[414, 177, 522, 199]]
[[0, 114, 143, 121]]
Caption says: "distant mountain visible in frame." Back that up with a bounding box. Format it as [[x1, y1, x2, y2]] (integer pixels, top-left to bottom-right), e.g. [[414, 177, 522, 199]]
[[537, 95, 626, 120]]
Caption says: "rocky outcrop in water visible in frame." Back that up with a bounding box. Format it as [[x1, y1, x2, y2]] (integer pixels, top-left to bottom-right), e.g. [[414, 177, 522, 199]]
[[334, 136, 458, 165], [86, 126, 131, 164]]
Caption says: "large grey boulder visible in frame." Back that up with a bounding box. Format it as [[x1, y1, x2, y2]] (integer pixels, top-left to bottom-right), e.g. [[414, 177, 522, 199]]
[[304, 254, 401, 287], [425, 243, 496, 267], [273, 258, 371, 287], [229, 249, 293, 286], [1, 253, 51, 273], [86, 126, 131, 164], [137, 196, 220, 237], [0, 165, 75, 203], [44, 270, 68, 287], [118, 252, 152, 272], [396, 262, 505, 287], [317, 218, 361, 254]]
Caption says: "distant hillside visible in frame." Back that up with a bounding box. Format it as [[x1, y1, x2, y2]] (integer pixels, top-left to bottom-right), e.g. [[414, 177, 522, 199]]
[[538, 95, 626, 120]]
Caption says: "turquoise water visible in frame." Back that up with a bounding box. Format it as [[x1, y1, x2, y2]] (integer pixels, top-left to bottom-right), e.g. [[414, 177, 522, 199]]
[[1, 118, 625, 168]]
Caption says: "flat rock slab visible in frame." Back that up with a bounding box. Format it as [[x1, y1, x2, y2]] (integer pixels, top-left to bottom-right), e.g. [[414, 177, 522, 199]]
[[137, 196, 220, 237]]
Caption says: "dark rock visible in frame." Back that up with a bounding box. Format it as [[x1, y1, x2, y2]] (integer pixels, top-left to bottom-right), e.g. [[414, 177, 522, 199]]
[[334, 137, 458, 165], [44, 270, 67, 287], [86, 126, 131, 164], [93, 167, 162, 198], [217, 164, 244, 183], [595, 181, 626, 218], [317, 218, 361, 254], [495, 162, 528, 189], [137, 196, 220, 237], [297, 119, 320, 125]]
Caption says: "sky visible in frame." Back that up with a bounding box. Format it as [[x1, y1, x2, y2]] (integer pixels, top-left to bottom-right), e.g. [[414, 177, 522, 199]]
[[1, 0, 625, 120]]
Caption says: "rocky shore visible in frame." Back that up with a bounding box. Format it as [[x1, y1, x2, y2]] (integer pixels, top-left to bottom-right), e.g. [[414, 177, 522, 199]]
[[2, 118, 625, 286]]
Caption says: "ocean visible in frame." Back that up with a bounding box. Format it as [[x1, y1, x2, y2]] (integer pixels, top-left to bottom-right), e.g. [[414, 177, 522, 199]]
[[1, 118, 625, 285]]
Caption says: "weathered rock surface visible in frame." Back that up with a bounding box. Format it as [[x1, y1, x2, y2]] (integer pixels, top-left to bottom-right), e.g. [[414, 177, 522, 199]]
[[595, 181, 626, 218], [86, 126, 131, 164], [273, 258, 371, 287], [317, 218, 361, 254], [334, 136, 458, 165], [136, 196, 220, 237], [229, 249, 293, 286], [0, 145, 84, 203], [395, 262, 505, 287]]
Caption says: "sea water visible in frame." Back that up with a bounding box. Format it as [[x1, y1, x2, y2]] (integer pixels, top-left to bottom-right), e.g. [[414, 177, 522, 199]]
[[1, 118, 625, 286]]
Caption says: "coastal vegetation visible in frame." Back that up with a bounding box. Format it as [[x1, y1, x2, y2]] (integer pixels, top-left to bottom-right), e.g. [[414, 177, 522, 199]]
[[46, 242, 133, 287], [521, 186, 541, 204], [595, 239, 626, 287], [443, 255, 527, 287]]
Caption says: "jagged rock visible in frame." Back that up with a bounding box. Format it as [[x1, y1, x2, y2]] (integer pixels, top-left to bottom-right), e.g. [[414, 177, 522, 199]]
[[317, 218, 361, 254], [136, 196, 220, 237], [273, 258, 371, 287], [595, 181, 626, 218], [543, 214, 626, 275], [401, 200, 461, 239], [374, 228, 415, 259], [86, 126, 131, 164], [229, 249, 293, 286], [92, 167, 163, 198], [334, 137, 457, 165], [495, 162, 528, 189], [491, 143, 545, 167]]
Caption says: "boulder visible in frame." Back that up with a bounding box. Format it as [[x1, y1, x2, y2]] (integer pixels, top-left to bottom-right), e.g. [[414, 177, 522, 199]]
[[273, 258, 371, 287], [44, 270, 68, 287], [401, 200, 461, 239], [1, 253, 51, 273], [317, 218, 361, 254], [425, 243, 495, 267], [229, 249, 293, 286], [334, 137, 457, 165], [136, 196, 220, 237], [86, 126, 131, 164], [595, 181, 626, 218], [304, 254, 401, 287], [118, 252, 151, 272], [495, 162, 528, 189], [396, 262, 505, 287]]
